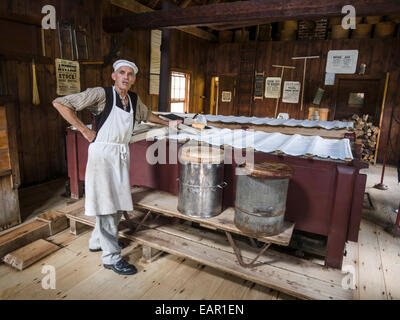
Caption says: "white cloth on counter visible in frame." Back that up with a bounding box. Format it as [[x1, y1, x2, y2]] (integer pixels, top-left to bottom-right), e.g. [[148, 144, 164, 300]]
[[155, 127, 353, 161], [170, 113, 353, 130]]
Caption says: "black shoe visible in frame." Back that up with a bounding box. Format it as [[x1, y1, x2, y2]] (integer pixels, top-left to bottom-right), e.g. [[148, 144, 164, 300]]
[[89, 241, 125, 252], [104, 259, 137, 275]]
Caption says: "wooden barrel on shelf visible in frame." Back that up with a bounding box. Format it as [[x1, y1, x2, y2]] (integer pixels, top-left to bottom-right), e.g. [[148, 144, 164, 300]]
[[365, 16, 382, 24], [279, 29, 297, 41], [329, 16, 362, 27], [374, 22, 395, 38], [388, 14, 400, 24], [329, 17, 342, 27], [331, 25, 349, 39], [278, 20, 298, 31], [351, 24, 372, 39]]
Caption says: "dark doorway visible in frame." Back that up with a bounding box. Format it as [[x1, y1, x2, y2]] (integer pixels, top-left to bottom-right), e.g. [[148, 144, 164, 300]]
[[334, 77, 384, 124]]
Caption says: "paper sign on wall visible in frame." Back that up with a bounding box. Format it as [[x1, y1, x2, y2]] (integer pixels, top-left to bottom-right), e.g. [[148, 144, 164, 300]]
[[282, 81, 300, 104], [265, 77, 281, 98], [326, 50, 358, 74], [55, 59, 80, 96], [325, 72, 335, 85], [221, 91, 232, 102]]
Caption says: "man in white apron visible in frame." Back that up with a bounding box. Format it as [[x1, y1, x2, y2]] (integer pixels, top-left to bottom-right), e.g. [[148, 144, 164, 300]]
[[53, 60, 180, 275]]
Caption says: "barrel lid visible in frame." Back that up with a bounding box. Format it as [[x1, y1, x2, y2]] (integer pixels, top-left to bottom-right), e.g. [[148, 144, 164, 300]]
[[242, 160, 294, 179], [181, 146, 224, 163]]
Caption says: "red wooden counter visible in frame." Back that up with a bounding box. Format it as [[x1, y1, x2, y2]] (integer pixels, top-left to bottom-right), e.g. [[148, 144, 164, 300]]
[[66, 128, 368, 269]]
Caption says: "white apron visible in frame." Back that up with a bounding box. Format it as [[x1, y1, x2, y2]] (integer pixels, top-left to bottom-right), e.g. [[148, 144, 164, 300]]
[[85, 87, 134, 216]]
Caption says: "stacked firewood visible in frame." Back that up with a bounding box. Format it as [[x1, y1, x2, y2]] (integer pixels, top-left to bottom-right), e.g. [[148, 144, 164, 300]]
[[349, 114, 380, 163], [343, 114, 379, 163]]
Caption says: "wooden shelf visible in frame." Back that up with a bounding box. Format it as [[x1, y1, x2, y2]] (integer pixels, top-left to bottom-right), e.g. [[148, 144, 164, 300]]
[[131, 187, 295, 246]]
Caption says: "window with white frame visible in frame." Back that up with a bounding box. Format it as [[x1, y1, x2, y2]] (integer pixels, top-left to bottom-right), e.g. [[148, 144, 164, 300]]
[[170, 71, 190, 113]]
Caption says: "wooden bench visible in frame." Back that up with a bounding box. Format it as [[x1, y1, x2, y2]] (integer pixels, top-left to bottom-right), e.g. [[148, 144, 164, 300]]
[[65, 188, 354, 300]]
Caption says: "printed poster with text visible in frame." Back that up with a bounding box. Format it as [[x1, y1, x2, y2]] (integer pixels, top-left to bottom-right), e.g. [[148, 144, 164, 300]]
[[282, 81, 300, 104], [56, 59, 81, 96]]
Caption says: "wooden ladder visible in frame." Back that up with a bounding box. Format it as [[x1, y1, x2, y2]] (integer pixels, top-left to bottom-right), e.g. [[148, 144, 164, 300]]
[[235, 43, 258, 116]]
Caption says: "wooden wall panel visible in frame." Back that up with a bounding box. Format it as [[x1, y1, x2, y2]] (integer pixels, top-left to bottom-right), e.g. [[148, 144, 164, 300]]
[[206, 38, 400, 164], [0, 0, 209, 187]]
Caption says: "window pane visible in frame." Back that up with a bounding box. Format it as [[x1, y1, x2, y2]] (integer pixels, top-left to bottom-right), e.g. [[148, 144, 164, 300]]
[[348, 93, 365, 105], [170, 72, 189, 112], [171, 102, 184, 113]]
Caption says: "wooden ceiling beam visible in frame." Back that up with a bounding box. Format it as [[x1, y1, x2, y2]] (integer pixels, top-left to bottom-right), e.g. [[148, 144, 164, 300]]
[[0, 11, 41, 27], [104, 0, 400, 32], [110, 0, 217, 41]]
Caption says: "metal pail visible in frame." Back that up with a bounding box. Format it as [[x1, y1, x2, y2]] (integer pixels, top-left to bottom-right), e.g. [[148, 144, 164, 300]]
[[234, 161, 294, 236], [177, 146, 227, 218]]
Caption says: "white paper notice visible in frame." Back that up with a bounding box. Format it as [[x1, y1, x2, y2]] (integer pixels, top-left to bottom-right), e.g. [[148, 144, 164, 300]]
[[265, 77, 282, 98], [221, 91, 232, 102], [326, 50, 358, 74], [282, 81, 300, 104], [55, 59, 80, 96], [325, 73, 335, 85]]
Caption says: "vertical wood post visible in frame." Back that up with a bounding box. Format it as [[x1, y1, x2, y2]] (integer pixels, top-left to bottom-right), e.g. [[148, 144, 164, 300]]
[[158, 1, 171, 112]]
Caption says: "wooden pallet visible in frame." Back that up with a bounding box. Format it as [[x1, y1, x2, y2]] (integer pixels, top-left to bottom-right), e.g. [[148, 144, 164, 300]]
[[65, 202, 353, 300]]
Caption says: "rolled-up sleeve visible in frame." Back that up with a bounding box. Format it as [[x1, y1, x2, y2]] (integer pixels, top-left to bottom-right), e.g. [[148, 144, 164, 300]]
[[53, 87, 106, 115], [135, 96, 152, 122]]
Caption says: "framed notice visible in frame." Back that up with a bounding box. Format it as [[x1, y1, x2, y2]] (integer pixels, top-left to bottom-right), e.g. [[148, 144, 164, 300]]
[[221, 91, 232, 102], [282, 81, 300, 104], [55, 59, 80, 96], [265, 77, 281, 98], [326, 50, 358, 74]]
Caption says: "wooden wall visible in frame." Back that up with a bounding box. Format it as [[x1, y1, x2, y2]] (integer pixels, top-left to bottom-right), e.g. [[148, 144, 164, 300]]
[[206, 38, 400, 164], [0, 0, 105, 187], [0, 0, 209, 187]]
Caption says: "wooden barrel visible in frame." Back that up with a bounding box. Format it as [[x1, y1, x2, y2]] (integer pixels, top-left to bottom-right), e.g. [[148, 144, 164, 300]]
[[388, 14, 400, 24], [351, 24, 372, 39], [329, 17, 342, 27], [374, 22, 395, 38], [365, 16, 382, 24], [331, 25, 349, 39], [279, 29, 297, 41], [318, 108, 330, 121], [278, 20, 298, 32], [219, 30, 233, 44], [330, 16, 362, 27]]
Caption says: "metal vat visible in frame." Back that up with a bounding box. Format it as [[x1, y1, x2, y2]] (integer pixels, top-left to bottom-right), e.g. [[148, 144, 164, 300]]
[[234, 161, 294, 236], [178, 146, 226, 218]]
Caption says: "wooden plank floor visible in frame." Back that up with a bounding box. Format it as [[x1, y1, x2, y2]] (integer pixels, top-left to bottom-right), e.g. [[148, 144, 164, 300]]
[[0, 164, 399, 300]]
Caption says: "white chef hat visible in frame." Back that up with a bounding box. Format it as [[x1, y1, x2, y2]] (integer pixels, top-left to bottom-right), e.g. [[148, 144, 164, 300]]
[[113, 59, 139, 75]]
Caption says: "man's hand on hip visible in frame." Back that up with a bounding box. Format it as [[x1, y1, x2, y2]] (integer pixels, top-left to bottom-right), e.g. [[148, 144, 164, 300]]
[[82, 128, 97, 143]]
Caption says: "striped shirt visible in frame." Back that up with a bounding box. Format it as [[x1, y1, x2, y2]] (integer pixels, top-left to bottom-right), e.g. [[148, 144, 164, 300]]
[[53, 87, 151, 122]]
